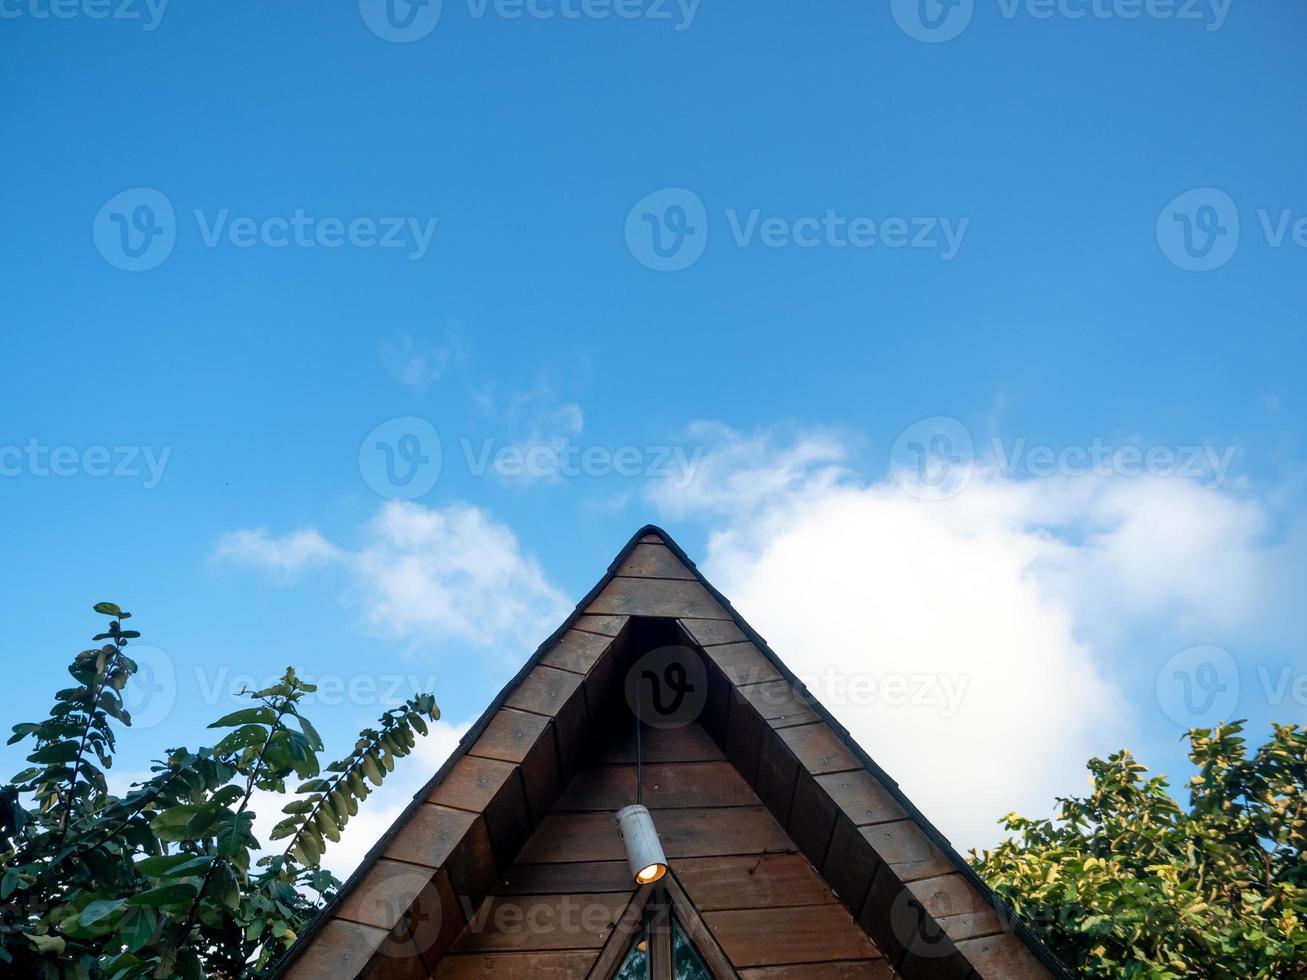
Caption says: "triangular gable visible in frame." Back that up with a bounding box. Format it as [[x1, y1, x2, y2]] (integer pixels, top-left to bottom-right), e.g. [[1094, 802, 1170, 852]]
[[272, 527, 1071, 980]]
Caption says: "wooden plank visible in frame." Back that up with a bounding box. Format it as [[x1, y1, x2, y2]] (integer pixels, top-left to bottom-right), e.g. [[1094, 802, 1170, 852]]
[[556, 762, 757, 811], [860, 820, 954, 883], [481, 770, 533, 868], [495, 861, 633, 895], [823, 817, 881, 913], [705, 905, 880, 967], [614, 543, 697, 580], [740, 964, 893, 980], [678, 618, 748, 647], [281, 918, 388, 980], [516, 808, 790, 864], [470, 708, 551, 765], [787, 774, 840, 869], [815, 771, 907, 827], [335, 859, 435, 931], [542, 629, 615, 675], [703, 643, 781, 686], [504, 665, 585, 718], [574, 614, 629, 637], [451, 893, 631, 952], [907, 874, 1004, 943], [383, 804, 477, 870], [433, 951, 597, 979], [428, 755, 517, 813], [754, 727, 799, 824], [518, 722, 563, 826], [954, 933, 1052, 979], [736, 680, 820, 729], [779, 724, 863, 776], [587, 577, 730, 619], [598, 722, 724, 764], [673, 854, 837, 912], [444, 817, 497, 911], [724, 693, 765, 786]]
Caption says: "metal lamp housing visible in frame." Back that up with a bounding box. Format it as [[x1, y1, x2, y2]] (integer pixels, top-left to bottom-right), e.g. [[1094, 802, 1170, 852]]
[[616, 804, 667, 885]]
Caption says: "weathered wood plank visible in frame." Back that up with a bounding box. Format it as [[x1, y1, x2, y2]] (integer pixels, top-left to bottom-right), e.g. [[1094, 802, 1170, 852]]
[[736, 680, 820, 729], [516, 808, 791, 864], [598, 722, 724, 764], [779, 724, 863, 776], [823, 818, 881, 912], [860, 820, 954, 883], [432, 951, 597, 979], [335, 859, 434, 931], [574, 614, 630, 637], [383, 804, 477, 870], [705, 905, 880, 967], [955, 933, 1052, 978], [281, 918, 388, 980], [678, 618, 748, 647], [587, 577, 730, 619], [556, 762, 757, 811], [673, 854, 838, 911], [494, 861, 633, 896], [428, 755, 517, 813], [907, 873, 1004, 943], [504, 665, 585, 718], [450, 893, 630, 952], [614, 543, 696, 580], [787, 774, 839, 869], [815, 771, 907, 827], [541, 629, 615, 676], [754, 728, 800, 823], [703, 643, 782, 686], [469, 708, 551, 765]]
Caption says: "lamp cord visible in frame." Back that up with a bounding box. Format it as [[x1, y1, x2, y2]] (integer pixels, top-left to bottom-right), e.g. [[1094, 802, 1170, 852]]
[[636, 679, 643, 806]]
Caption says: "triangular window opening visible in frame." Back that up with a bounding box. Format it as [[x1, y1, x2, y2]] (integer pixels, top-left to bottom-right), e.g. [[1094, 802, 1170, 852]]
[[612, 913, 713, 980]]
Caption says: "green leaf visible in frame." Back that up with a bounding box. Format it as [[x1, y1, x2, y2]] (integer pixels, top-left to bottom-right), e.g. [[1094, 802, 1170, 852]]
[[129, 882, 198, 908], [79, 898, 127, 929], [93, 602, 123, 617]]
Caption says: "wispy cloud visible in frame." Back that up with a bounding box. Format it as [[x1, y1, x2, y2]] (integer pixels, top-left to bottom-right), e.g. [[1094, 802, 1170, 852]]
[[211, 502, 570, 655]]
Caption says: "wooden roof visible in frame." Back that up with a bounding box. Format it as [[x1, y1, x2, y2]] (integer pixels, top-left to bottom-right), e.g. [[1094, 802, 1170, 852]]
[[271, 526, 1071, 980]]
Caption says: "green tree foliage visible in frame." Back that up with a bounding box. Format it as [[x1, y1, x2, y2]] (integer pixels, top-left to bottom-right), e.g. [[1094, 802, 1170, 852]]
[[972, 721, 1307, 977], [0, 604, 440, 979]]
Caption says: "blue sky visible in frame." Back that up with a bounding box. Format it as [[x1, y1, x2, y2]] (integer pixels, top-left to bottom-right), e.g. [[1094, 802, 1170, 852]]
[[3, 0, 1305, 865]]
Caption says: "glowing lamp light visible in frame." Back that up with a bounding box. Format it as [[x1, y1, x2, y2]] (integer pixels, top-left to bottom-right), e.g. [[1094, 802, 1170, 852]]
[[616, 804, 667, 886]]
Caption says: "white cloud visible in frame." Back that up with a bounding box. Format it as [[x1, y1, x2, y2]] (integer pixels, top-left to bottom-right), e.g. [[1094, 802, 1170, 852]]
[[210, 528, 342, 584], [212, 502, 570, 654], [352, 502, 571, 650], [647, 425, 1288, 849], [380, 334, 468, 389]]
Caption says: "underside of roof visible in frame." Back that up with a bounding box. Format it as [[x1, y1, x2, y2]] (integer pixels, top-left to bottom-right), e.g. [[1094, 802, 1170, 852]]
[[271, 526, 1071, 980]]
